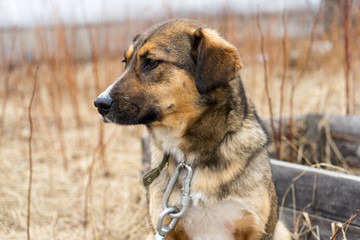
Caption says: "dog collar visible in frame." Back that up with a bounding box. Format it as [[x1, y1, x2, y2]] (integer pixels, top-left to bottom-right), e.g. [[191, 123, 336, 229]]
[[142, 153, 170, 187]]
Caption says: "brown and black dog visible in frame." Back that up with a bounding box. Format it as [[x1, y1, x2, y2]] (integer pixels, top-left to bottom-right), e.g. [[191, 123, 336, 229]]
[[94, 19, 291, 240]]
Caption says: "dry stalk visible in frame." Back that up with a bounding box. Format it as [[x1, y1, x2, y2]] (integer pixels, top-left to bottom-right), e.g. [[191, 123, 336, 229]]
[[0, 66, 10, 139], [83, 125, 117, 240], [0, 29, 17, 142], [86, 25, 109, 176], [282, 137, 313, 166], [48, 60, 69, 170], [342, 0, 353, 115], [294, 172, 318, 236], [102, 182, 110, 239], [354, 1, 360, 115], [55, 23, 81, 125], [27, 66, 39, 240], [310, 163, 349, 174], [278, 9, 288, 160], [289, 3, 323, 162], [256, 10, 277, 153], [83, 154, 95, 240], [323, 121, 353, 174], [279, 183, 294, 219], [41, 26, 69, 170], [280, 166, 318, 238], [89, 202, 99, 240], [330, 209, 359, 240], [101, 25, 111, 237]]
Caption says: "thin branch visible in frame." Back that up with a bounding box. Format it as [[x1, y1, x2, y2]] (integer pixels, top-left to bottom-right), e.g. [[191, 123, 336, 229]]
[[289, 3, 323, 162], [85, 23, 109, 176], [27, 66, 39, 240], [330, 209, 359, 240], [256, 10, 277, 150], [278, 9, 288, 161], [343, 0, 353, 115], [0, 29, 17, 142]]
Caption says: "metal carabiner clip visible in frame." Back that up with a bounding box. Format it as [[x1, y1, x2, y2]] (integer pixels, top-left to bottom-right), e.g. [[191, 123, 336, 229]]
[[155, 206, 179, 238], [162, 163, 193, 219], [154, 163, 193, 240]]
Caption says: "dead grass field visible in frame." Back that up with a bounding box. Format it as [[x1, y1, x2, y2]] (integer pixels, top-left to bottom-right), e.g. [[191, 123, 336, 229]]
[[1, 3, 360, 239], [1, 59, 358, 240]]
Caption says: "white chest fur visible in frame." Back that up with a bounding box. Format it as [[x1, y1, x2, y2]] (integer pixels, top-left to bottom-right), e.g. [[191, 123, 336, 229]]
[[182, 197, 252, 240]]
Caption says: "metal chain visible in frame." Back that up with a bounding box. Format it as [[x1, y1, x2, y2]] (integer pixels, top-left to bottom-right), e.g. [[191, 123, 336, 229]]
[[154, 163, 193, 240]]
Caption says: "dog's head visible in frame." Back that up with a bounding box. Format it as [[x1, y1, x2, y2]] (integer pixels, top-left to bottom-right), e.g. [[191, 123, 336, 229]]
[[94, 19, 242, 126]]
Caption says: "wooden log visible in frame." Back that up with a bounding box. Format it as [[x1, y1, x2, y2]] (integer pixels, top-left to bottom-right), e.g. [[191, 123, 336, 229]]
[[264, 114, 360, 143], [272, 159, 360, 227], [328, 115, 360, 144], [265, 114, 360, 167], [334, 139, 360, 168]]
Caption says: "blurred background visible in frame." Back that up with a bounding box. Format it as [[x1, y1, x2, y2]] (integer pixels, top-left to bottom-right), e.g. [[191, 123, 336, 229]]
[[0, 0, 359, 239]]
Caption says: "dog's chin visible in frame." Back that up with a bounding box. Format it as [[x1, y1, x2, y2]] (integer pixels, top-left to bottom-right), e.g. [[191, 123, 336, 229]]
[[98, 113, 110, 123], [99, 108, 161, 126]]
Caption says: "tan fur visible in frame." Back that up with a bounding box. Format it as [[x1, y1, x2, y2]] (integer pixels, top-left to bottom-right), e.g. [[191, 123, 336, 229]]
[[95, 19, 291, 240], [124, 44, 134, 61]]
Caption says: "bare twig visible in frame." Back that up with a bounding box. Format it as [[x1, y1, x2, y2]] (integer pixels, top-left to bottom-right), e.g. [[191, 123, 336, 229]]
[[41, 25, 69, 170], [256, 10, 277, 151], [0, 28, 17, 143], [289, 3, 323, 162], [342, 0, 353, 115], [83, 155, 94, 240], [48, 60, 69, 170], [27, 66, 39, 240], [102, 182, 110, 239], [278, 9, 288, 160], [55, 23, 81, 126], [294, 172, 318, 236], [330, 209, 359, 240], [85, 24, 109, 176], [83, 125, 117, 240]]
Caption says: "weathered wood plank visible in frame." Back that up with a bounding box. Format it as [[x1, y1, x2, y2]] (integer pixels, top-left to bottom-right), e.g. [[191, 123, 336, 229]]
[[265, 114, 360, 143], [329, 115, 360, 144], [272, 159, 360, 227], [279, 207, 360, 239]]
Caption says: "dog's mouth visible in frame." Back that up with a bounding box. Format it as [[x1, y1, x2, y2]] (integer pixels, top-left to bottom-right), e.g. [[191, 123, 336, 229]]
[[94, 96, 161, 125]]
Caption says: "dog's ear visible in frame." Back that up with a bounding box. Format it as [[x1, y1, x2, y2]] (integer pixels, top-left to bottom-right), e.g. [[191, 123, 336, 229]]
[[132, 33, 141, 42], [192, 28, 243, 94]]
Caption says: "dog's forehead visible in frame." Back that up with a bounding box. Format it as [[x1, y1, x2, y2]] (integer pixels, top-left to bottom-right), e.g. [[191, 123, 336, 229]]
[[143, 19, 203, 42], [126, 19, 203, 58]]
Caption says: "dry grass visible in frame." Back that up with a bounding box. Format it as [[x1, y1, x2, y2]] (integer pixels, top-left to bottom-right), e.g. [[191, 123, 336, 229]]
[[1, 4, 360, 239]]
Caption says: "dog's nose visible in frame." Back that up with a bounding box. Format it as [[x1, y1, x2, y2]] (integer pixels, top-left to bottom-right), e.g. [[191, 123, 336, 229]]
[[94, 96, 114, 115]]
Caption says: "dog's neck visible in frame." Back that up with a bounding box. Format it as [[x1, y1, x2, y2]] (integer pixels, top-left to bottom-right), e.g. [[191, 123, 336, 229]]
[[149, 124, 187, 163], [147, 81, 250, 165]]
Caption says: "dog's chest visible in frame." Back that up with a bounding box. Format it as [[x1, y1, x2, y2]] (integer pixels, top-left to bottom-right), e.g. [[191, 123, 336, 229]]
[[181, 196, 252, 240]]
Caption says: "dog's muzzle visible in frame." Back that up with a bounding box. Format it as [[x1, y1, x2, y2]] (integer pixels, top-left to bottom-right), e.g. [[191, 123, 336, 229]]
[[94, 95, 114, 116]]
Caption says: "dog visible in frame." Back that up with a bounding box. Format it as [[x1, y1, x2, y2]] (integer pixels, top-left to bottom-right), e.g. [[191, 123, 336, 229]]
[[94, 19, 291, 240]]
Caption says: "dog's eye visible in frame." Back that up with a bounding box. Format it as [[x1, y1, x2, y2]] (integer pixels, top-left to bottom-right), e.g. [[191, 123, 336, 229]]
[[143, 59, 159, 71], [122, 58, 126, 63]]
